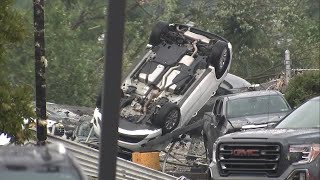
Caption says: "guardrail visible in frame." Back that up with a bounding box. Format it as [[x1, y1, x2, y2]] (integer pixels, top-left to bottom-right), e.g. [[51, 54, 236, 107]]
[[46, 134, 178, 180]]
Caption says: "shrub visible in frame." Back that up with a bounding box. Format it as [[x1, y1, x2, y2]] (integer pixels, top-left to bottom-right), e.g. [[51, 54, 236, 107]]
[[0, 0, 34, 144], [0, 81, 35, 144], [285, 71, 320, 107]]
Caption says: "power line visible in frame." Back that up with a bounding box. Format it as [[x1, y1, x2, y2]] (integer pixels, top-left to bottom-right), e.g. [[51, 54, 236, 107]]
[[245, 62, 283, 79], [246, 73, 280, 80]]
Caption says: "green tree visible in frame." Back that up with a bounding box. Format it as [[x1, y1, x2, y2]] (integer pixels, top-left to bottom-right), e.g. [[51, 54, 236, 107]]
[[8, 0, 106, 106], [0, 0, 35, 144], [128, 0, 319, 83], [6, 0, 319, 107], [193, 0, 319, 82], [285, 71, 320, 107]]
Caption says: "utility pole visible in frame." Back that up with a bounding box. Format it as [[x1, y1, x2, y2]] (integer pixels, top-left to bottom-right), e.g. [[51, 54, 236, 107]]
[[98, 0, 126, 179], [284, 50, 291, 85], [34, 0, 47, 145]]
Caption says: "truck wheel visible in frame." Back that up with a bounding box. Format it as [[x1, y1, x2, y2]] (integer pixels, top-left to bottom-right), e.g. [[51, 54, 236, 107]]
[[208, 40, 230, 79], [152, 102, 180, 134], [149, 21, 169, 46]]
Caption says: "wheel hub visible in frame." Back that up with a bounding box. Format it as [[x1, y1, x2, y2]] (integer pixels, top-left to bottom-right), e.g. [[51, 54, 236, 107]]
[[219, 48, 227, 70], [164, 110, 179, 130]]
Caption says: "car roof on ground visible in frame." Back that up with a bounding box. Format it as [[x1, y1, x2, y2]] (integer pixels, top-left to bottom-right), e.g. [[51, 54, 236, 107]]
[[220, 90, 283, 100]]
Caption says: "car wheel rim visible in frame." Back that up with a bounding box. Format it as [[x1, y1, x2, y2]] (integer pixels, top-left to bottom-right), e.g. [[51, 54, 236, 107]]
[[219, 48, 227, 70], [165, 110, 179, 130]]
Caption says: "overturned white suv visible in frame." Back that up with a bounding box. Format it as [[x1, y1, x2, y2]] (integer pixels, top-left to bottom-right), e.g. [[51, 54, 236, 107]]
[[92, 22, 233, 152]]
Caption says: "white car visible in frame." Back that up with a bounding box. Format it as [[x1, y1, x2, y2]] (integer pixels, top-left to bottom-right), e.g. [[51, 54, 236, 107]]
[[91, 22, 233, 152]]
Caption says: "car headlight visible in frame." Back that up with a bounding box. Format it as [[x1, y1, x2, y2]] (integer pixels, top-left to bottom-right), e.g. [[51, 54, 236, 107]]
[[289, 144, 320, 164]]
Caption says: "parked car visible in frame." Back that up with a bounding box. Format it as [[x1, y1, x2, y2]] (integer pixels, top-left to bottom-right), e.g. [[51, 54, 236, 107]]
[[195, 73, 252, 120], [46, 102, 89, 132], [186, 73, 251, 135], [202, 90, 291, 162], [0, 143, 87, 180], [207, 96, 320, 180], [91, 21, 233, 152]]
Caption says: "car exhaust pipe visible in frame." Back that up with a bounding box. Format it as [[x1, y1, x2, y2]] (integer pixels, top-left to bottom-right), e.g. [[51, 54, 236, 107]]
[[191, 41, 198, 57]]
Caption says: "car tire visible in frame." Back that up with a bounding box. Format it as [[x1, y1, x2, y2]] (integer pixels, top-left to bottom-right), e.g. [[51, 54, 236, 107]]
[[208, 40, 230, 79], [149, 21, 169, 46], [152, 102, 181, 134]]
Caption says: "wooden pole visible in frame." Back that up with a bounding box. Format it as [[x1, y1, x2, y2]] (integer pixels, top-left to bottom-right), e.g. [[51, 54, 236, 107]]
[[34, 0, 47, 145], [284, 50, 291, 85]]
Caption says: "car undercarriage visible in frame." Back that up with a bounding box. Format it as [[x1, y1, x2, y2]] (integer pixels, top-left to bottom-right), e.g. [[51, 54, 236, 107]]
[[91, 21, 233, 151]]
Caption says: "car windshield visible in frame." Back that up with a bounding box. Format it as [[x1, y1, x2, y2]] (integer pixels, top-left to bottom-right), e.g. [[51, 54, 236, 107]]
[[227, 95, 290, 118], [275, 98, 320, 128]]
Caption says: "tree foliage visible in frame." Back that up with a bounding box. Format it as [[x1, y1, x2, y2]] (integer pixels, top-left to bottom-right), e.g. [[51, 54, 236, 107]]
[[0, 82, 35, 144], [194, 0, 319, 81], [0, 0, 35, 144], [285, 72, 320, 107], [5, 0, 320, 107], [9, 0, 106, 106]]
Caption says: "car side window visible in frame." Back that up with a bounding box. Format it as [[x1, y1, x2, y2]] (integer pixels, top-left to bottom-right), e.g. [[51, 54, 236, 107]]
[[213, 99, 222, 115], [212, 100, 219, 115], [217, 100, 223, 115]]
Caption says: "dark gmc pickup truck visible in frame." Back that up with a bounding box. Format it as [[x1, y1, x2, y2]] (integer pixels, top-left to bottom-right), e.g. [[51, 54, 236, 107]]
[[208, 96, 320, 180]]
